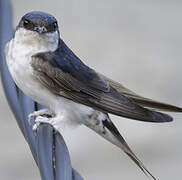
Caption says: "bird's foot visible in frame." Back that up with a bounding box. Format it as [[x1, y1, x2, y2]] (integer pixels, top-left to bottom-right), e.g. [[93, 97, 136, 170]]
[[32, 115, 55, 132], [32, 115, 64, 134], [28, 109, 55, 125]]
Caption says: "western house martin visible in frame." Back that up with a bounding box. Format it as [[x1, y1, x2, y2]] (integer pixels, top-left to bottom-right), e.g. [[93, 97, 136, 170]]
[[5, 11, 182, 180]]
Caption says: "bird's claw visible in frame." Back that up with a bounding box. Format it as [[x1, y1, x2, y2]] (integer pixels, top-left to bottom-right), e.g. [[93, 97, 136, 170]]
[[28, 109, 55, 125], [28, 112, 37, 125], [28, 111, 42, 125], [32, 116, 54, 132]]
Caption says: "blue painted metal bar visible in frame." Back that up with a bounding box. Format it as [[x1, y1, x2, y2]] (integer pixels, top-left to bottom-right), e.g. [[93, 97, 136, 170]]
[[0, 0, 83, 179], [0, 0, 27, 139], [36, 125, 55, 180], [55, 132, 73, 180]]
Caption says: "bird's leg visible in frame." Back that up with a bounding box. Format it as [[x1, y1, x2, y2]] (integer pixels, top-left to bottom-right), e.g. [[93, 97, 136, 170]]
[[28, 109, 55, 124], [32, 116, 53, 131], [32, 115, 66, 133]]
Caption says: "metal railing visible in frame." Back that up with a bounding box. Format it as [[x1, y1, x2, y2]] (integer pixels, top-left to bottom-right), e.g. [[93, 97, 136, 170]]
[[0, 0, 83, 179]]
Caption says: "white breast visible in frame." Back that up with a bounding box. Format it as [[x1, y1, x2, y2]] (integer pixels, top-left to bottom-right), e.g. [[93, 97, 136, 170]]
[[5, 28, 60, 109], [5, 28, 95, 126]]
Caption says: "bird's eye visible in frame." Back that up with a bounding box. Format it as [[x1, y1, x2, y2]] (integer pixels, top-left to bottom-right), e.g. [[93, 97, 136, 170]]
[[46, 22, 58, 32], [23, 19, 30, 27], [23, 19, 34, 30], [53, 22, 57, 29]]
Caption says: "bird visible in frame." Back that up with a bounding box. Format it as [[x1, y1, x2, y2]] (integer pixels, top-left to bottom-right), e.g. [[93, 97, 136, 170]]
[[5, 11, 182, 180]]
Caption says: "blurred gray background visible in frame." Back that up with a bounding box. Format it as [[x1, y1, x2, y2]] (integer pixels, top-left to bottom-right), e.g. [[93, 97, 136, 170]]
[[1, 0, 182, 179]]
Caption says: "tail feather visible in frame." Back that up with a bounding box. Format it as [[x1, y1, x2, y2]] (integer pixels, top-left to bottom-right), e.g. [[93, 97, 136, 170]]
[[84, 112, 157, 180], [103, 119, 157, 180]]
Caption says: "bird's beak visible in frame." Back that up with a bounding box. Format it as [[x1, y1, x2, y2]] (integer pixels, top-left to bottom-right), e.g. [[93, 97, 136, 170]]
[[34, 26, 47, 34]]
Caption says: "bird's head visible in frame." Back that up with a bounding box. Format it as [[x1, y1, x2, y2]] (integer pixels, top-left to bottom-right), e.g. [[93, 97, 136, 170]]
[[15, 11, 60, 52], [17, 11, 59, 34]]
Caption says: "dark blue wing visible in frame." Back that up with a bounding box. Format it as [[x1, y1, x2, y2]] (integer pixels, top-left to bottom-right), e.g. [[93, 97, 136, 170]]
[[36, 39, 110, 93], [32, 41, 173, 123]]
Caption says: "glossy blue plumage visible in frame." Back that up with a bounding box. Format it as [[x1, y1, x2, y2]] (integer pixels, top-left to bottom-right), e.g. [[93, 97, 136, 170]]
[[35, 38, 109, 92]]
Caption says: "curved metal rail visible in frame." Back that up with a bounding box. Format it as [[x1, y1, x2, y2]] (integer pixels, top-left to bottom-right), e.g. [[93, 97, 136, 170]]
[[0, 0, 83, 179]]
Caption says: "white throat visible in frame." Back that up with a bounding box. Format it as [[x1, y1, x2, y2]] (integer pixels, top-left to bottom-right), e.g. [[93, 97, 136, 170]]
[[12, 28, 59, 57]]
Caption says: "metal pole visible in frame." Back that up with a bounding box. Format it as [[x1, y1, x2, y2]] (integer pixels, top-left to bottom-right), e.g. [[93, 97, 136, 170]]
[[0, 0, 83, 179]]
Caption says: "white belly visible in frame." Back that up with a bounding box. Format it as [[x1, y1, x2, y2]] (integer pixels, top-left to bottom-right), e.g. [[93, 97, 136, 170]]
[[5, 38, 57, 106], [5, 39, 95, 126], [8, 55, 57, 107]]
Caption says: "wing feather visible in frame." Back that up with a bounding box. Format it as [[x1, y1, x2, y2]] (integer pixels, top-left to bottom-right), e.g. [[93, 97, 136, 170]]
[[31, 55, 173, 123], [100, 74, 182, 112]]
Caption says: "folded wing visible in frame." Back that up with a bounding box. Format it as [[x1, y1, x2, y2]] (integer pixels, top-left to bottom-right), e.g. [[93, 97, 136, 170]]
[[31, 47, 175, 123], [101, 74, 182, 112]]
